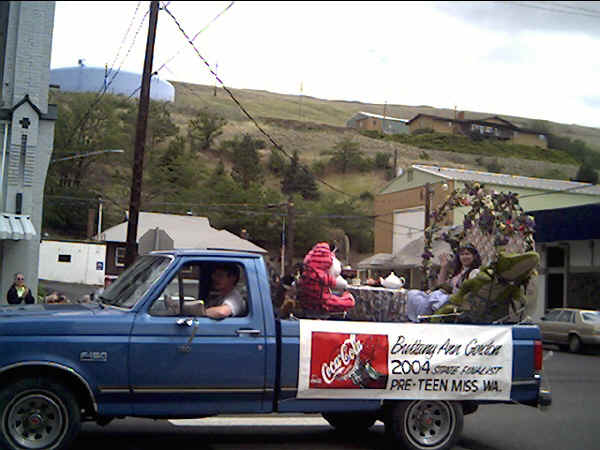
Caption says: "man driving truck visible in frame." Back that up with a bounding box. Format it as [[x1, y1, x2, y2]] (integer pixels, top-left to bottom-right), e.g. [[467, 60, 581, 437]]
[[167, 263, 247, 319]]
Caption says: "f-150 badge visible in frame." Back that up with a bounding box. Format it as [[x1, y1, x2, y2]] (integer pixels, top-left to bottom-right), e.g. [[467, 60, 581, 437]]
[[80, 351, 108, 362]]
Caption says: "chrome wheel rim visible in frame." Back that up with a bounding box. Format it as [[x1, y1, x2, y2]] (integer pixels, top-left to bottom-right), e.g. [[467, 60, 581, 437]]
[[405, 401, 453, 447], [5, 392, 66, 449]]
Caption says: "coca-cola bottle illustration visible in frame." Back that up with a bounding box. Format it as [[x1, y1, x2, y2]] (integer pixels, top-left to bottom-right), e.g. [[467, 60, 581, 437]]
[[309, 332, 388, 389], [344, 335, 388, 389]]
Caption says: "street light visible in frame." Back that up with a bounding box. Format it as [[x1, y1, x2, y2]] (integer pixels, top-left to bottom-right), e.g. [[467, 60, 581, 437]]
[[50, 149, 124, 164]]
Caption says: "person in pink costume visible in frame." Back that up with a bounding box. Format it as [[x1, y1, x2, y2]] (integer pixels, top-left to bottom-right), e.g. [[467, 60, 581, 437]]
[[298, 242, 355, 314]]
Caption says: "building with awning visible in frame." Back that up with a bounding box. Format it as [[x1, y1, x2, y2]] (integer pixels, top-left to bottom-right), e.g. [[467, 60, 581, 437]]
[[0, 2, 57, 304], [0, 214, 36, 240], [529, 203, 600, 311], [361, 164, 600, 316]]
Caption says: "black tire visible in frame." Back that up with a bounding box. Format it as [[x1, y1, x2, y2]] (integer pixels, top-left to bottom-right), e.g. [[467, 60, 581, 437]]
[[568, 335, 582, 353], [322, 411, 377, 433], [386, 400, 463, 450], [0, 377, 81, 450]]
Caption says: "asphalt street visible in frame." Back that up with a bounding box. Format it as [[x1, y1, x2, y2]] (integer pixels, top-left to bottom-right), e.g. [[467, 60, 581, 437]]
[[69, 347, 599, 450]]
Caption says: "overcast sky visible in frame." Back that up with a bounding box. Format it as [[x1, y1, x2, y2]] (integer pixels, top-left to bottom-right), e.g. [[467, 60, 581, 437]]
[[51, 1, 600, 128]]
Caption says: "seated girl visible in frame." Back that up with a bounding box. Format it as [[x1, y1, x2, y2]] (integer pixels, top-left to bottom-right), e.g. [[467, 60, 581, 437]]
[[406, 244, 481, 322]]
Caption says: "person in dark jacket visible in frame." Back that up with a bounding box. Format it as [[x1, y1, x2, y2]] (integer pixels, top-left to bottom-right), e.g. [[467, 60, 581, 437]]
[[7, 272, 35, 305]]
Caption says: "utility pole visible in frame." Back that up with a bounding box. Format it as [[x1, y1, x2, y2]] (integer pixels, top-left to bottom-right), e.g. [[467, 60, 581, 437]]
[[285, 198, 296, 275], [423, 183, 432, 290], [125, 0, 159, 267], [382, 101, 388, 135]]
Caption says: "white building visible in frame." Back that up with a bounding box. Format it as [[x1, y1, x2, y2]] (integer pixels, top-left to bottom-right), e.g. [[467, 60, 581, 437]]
[[39, 240, 106, 285], [51, 60, 175, 102], [0, 2, 56, 303]]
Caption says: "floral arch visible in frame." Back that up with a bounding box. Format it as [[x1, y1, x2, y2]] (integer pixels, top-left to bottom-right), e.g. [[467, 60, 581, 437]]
[[421, 182, 536, 288]]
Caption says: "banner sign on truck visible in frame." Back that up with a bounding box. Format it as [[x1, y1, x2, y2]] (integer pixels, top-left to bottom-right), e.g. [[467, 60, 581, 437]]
[[298, 320, 513, 400]]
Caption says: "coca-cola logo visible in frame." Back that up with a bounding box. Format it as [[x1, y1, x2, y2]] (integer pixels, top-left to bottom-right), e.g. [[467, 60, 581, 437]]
[[321, 334, 363, 384]]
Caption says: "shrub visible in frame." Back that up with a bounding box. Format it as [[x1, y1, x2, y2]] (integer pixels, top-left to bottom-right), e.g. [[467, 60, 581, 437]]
[[574, 164, 599, 184], [469, 130, 484, 142], [485, 158, 504, 173], [360, 130, 385, 139], [374, 151, 391, 169], [359, 191, 374, 201], [311, 159, 327, 176], [412, 127, 434, 136], [419, 150, 431, 160]]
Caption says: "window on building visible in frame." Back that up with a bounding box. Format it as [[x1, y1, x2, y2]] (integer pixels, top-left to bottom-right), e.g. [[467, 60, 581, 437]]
[[116, 247, 126, 267], [373, 120, 377, 126], [407, 170, 413, 182], [547, 246, 565, 268], [58, 254, 72, 263], [19, 134, 27, 180]]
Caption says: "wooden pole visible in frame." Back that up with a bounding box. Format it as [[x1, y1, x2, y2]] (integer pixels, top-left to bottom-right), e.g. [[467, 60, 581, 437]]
[[125, 0, 159, 267], [285, 198, 295, 275]]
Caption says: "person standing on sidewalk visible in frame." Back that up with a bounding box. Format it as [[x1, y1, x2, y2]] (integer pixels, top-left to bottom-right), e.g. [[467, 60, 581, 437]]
[[7, 272, 35, 305]]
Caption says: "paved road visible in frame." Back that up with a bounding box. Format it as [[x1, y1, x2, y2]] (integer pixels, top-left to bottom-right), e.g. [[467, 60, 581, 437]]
[[70, 347, 599, 450]]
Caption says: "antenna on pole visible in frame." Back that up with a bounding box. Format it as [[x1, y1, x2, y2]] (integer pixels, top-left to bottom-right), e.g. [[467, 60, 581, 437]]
[[214, 61, 218, 96], [299, 80, 303, 121]]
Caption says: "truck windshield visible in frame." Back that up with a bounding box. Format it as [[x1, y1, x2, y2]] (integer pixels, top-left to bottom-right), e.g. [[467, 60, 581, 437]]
[[100, 255, 173, 309]]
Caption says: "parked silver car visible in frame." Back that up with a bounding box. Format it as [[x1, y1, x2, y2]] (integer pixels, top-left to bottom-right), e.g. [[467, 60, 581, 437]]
[[538, 308, 600, 352]]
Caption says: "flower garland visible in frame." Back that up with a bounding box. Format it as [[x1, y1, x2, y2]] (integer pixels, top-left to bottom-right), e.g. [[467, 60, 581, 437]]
[[421, 182, 536, 287]]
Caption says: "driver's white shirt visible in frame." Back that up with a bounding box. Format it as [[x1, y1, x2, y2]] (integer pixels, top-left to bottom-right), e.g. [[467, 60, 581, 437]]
[[220, 287, 247, 317]]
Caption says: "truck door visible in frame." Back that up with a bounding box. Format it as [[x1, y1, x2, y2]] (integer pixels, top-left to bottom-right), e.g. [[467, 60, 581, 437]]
[[129, 258, 267, 416]]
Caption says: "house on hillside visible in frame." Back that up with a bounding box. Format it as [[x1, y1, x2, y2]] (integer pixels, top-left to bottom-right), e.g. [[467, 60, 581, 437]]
[[406, 112, 548, 148], [369, 164, 600, 317], [100, 212, 266, 277], [347, 111, 409, 135]]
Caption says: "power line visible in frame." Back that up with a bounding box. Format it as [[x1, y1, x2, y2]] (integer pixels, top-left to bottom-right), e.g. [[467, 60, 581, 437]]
[[154, 1, 235, 75], [106, 1, 143, 79], [495, 1, 600, 19], [542, 1, 600, 15], [124, 1, 236, 100], [161, 4, 356, 199], [58, 5, 150, 156]]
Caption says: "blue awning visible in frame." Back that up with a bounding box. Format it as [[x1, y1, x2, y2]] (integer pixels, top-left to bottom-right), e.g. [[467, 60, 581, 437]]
[[0, 214, 36, 240], [529, 204, 600, 243]]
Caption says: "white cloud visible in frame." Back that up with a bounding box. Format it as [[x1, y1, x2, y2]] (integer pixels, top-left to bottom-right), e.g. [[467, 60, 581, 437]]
[[50, 1, 600, 128]]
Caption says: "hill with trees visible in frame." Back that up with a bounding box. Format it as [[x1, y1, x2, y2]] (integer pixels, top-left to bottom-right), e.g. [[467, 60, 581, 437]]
[[44, 84, 600, 263]]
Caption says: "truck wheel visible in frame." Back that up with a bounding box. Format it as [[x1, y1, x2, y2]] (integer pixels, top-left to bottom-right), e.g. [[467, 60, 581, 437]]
[[322, 412, 377, 433], [386, 400, 463, 450], [0, 377, 81, 450], [568, 335, 582, 353]]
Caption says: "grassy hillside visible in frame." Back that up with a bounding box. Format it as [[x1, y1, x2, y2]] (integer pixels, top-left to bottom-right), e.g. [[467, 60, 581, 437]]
[[172, 81, 600, 151], [167, 81, 586, 191]]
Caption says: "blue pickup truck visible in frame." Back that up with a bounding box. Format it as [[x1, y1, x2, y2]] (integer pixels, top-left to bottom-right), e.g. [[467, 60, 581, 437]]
[[0, 249, 551, 450]]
